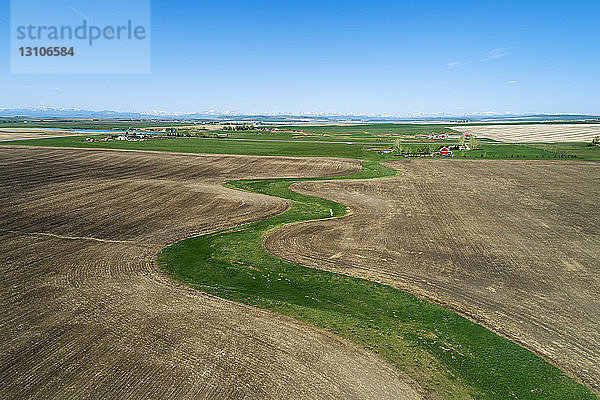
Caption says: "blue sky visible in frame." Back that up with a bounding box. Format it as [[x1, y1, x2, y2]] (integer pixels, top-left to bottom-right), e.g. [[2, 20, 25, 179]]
[[1, 0, 598, 115]]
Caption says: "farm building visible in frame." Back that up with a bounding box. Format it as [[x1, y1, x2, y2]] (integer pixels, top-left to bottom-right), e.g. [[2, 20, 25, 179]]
[[434, 147, 453, 157]]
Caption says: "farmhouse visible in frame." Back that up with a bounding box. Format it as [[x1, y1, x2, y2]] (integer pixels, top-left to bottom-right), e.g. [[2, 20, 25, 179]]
[[434, 147, 453, 157], [429, 133, 450, 140]]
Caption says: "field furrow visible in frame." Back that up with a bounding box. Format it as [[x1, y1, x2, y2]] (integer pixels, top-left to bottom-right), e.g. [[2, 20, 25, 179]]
[[453, 124, 600, 143], [0, 147, 422, 399], [265, 159, 600, 392]]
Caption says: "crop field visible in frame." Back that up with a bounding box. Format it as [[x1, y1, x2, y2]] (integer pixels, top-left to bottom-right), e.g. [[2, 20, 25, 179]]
[[0, 147, 428, 399], [264, 160, 600, 393], [0, 135, 392, 161], [276, 123, 452, 138], [0, 128, 84, 141], [1, 132, 598, 399], [3, 123, 600, 162], [2, 0, 598, 397], [453, 124, 600, 143]]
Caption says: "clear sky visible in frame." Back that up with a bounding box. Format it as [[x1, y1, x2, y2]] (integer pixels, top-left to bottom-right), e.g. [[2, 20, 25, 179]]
[[1, 0, 598, 115]]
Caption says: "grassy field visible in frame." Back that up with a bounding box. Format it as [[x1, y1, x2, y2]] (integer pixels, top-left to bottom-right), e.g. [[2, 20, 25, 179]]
[[525, 143, 600, 160], [454, 143, 600, 160], [224, 131, 396, 143], [158, 161, 595, 399], [0, 135, 391, 161], [278, 123, 452, 136], [4, 132, 600, 161], [454, 144, 574, 159]]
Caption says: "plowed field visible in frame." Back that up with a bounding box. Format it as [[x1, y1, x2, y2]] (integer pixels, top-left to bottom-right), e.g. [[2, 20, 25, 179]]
[[0, 147, 424, 399], [452, 124, 600, 143], [265, 159, 600, 393]]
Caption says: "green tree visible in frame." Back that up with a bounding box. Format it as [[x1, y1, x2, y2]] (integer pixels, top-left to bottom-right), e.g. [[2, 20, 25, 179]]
[[418, 145, 431, 153], [394, 138, 404, 153], [469, 137, 481, 150], [591, 136, 600, 146]]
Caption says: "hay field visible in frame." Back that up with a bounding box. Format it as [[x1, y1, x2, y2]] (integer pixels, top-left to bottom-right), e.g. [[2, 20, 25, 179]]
[[265, 160, 600, 393], [0, 147, 423, 400], [452, 124, 600, 143]]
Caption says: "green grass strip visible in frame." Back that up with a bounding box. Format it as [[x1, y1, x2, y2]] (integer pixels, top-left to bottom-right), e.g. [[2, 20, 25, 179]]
[[159, 161, 594, 399]]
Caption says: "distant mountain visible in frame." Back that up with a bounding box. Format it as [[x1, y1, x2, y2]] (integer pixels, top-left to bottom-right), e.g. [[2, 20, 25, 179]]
[[0, 107, 598, 123], [0, 108, 188, 119]]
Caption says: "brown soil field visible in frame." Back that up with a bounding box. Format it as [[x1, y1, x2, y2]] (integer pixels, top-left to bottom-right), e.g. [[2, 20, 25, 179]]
[[0, 147, 425, 399], [0, 128, 82, 141], [265, 159, 600, 392], [452, 124, 600, 143]]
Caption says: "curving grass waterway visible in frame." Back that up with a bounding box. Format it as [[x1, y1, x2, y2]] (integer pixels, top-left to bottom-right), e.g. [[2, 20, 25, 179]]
[[158, 161, 595, 399]]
